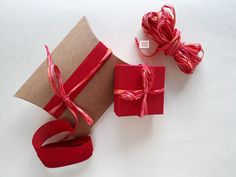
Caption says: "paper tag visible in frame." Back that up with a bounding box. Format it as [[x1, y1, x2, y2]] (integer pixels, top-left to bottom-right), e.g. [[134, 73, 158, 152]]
[[139, 40, 150, 49]]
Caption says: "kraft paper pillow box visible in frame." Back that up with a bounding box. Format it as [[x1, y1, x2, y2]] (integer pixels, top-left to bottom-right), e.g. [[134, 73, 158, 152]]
[[15, 17, 124, 137]]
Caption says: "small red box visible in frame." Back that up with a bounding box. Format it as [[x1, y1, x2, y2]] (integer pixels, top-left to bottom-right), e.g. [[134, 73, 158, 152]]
[[114, 64, 165, 117]]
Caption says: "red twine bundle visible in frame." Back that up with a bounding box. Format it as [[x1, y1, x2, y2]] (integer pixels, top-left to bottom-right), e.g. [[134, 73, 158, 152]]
[[135, 5, 204, 74]]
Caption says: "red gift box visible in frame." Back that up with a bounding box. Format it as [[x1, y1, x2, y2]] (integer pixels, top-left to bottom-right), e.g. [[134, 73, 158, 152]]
[[114, 64, 165, 117]]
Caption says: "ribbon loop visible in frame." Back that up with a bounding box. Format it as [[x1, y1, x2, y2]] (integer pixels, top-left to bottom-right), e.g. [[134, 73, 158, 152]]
[[32, 119, 93, 168]]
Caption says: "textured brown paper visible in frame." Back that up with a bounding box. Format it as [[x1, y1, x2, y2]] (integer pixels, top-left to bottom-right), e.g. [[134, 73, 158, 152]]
[[15, 16, 124, 136]]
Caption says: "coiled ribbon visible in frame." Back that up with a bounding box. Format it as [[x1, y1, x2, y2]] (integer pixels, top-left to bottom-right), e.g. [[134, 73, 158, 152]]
[[135, 4, 204, 74], [114, 65, 164, 117]]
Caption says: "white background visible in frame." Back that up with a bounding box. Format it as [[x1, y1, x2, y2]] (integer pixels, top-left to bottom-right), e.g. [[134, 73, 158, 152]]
[[0, 0, 236, 177]]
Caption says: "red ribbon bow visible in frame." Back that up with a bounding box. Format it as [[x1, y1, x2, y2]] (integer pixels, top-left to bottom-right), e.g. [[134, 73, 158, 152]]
[[45, 45, 94, 130], [114, 65, 164, 117], [135, 4, 204, 74]]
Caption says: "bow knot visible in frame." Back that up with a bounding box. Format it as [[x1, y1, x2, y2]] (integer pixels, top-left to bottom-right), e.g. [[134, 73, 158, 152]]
[[64, 96, 72, 105], [144, 89, 149, 95], [45, 45, 94, 131]]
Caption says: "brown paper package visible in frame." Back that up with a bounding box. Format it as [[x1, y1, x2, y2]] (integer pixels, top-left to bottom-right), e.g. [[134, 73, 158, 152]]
[[15, 16, 124, 136]]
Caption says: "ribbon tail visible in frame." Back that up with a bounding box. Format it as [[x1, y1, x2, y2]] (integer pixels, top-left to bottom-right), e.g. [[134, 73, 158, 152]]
[[72, 103, 94, 126], [140, 95, 148, 118]]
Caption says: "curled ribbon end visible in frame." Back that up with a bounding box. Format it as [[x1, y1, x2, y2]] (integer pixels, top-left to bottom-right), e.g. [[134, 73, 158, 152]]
[[44, 45, 50, 54], [44, 45, 53, 65]]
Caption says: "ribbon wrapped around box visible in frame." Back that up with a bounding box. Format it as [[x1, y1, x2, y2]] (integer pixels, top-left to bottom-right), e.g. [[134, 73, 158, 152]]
[[15, 17, 124, 168], [114, 64, 165, 117]]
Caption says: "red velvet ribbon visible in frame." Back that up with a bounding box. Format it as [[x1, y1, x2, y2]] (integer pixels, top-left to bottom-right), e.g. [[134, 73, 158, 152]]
[[114, 65, 164, 117], [32, 42, 112, 168], [135, 4, 204, 74]]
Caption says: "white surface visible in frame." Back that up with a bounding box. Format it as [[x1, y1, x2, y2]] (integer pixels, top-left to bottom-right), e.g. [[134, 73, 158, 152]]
[[0, 0, 236, 176]]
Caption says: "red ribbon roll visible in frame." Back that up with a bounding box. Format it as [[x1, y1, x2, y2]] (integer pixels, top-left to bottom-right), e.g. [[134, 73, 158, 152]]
[[135, 5, 204, 74]]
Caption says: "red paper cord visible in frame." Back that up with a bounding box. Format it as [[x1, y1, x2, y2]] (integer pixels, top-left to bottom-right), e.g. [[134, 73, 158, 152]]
[[135, 4, 204, 74], [114, 65, 164, 117]]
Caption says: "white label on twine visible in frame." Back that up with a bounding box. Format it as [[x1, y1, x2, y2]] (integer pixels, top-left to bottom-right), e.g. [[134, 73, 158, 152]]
[[139, 40, 150, 49]]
